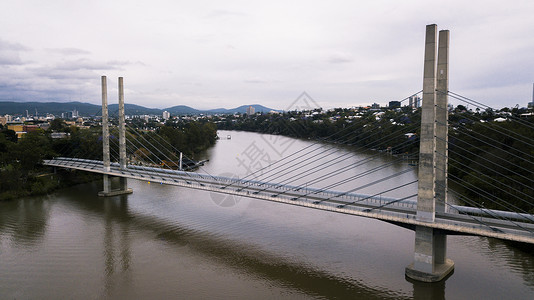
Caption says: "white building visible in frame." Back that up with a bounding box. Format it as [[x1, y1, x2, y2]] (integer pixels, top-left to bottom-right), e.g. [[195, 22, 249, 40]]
[[162, 111, 170, 120], [246, 106, 255, 115]]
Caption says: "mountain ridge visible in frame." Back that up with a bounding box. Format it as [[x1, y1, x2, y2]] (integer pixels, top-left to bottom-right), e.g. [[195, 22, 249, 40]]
[[0, 101, 278, 117]]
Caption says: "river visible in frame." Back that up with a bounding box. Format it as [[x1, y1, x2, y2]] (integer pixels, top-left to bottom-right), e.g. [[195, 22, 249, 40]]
[[1, 130, 533, 299]]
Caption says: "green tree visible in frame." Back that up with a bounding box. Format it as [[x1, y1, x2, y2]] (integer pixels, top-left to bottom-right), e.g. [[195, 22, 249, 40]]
[[50, 118, 67, 131], [12, 130, 54, 175]]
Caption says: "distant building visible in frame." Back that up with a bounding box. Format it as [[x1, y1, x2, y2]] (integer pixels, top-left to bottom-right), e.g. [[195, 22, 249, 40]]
[[7, 123, 25, 138], [371, 103, 380, 109], [414, 96, 421, 108], [39, 123, 50, 130], [246, 106, 255, 115], [162, 111, 170, 120], [389, 101, 401, 108], [51, 132, 69, 139], [62, 111, 73, 119], [23, 125, 40, 133]]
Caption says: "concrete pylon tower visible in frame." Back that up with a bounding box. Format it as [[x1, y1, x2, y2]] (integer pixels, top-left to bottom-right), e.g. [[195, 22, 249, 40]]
[[405, 24, 454, 282], [435, 30, 449, 214], [99, 76, 133, 197], [101, 76, 111, 195], [118, 77, 130, 193]]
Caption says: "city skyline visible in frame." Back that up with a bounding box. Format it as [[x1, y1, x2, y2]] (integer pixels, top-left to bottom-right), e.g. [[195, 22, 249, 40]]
[[1, 1, 534, 110]]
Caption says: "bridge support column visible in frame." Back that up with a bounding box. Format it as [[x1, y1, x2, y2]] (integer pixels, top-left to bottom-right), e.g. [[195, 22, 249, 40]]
[[406, 226, 454, 282], [98, 76, 132, 197], [118, 77, 132, 195], [405, 24, 454, 282]]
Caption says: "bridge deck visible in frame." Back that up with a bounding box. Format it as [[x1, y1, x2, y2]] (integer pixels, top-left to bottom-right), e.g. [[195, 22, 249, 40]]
[[44, 157, 534, 244]]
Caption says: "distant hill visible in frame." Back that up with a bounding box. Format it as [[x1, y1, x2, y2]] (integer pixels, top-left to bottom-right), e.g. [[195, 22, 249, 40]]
[[165, 104, 276, 115], [205, 104, 276, 114], [0, 101, 279, 117], [108, 104, 163, 116], [165, 105, 202, 115]]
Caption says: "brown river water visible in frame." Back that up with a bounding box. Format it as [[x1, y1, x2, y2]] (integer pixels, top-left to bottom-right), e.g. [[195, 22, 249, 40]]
[[1, 130, 533, 299]]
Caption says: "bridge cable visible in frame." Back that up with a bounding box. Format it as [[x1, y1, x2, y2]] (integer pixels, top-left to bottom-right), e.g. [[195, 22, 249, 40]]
[[358, 193, 418, 212], [229, 114, 420, 198], [435, 181, 534, 234], [216, 91, 422, 190], [436, 127, 534, 197], [436, 161, 534, 220], [259, 140, 419, 200], [443, 91, 534, 147], [284, 164, 416, 204], [446, 90, 534, 133], [238, 119, 421, 197], [437, 134, 534, 191]]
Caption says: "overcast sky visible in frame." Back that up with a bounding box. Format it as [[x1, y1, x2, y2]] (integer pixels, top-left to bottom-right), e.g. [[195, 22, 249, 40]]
[[1, 0, 533, 110]]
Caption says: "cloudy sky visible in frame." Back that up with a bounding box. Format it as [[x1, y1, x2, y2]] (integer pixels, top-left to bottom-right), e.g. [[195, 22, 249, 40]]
[[1, 0, 533, 110]]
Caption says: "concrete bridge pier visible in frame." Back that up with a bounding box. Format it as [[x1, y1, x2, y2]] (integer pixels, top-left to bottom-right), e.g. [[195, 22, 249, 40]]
[[98, 76, 133, 197], [406, 226, 454, 282], [117, 77, 132, 195], [405, 25, 454, 282]]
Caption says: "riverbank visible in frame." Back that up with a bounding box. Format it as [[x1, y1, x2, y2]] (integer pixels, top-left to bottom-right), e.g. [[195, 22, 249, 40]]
[[0, 169, 100, 201]]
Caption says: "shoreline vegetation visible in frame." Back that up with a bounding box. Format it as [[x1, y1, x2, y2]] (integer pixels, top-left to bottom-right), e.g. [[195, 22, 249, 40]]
[[0, 120, 217, 201]]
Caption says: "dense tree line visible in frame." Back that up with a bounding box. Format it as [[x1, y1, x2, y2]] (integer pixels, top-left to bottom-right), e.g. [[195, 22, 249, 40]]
[[448, 109, 534, 213], [218, 107, 421, 156], [0, 119, 218, 200], [125, 121, 217, 165], [0, 127, 59, 200]]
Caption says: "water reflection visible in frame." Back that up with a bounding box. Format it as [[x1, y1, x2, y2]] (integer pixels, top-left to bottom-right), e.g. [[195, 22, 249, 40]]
[[103, 195, 132, 296], [59, 183, 409, 299], [0, 197, 49, 247], [488, 239, 534, 288], [406, 272, 450, 300]]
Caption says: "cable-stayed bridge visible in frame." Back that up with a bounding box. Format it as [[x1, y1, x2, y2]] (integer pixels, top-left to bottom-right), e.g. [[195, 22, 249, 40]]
[[43, 24, 534, 283], [44, 156, 534, 243]]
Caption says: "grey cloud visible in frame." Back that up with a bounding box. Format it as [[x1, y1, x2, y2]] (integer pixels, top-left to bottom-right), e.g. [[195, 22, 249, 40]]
[[30, 66, 97, 80], [327, 53, 353, 64], [45, 47, 92, 56], [0, 39, 30, 51], [54, 58, 135, 71], [0, 54, 23, 66], [0, 39, 30, 66]]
